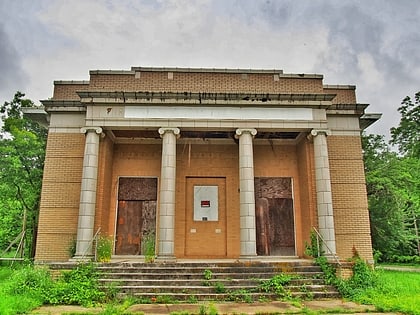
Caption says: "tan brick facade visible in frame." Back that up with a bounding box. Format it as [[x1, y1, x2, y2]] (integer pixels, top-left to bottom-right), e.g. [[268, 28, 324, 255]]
[[89, 71, 324, 94], [34, 67, 378, 263], [36, 133, 84, 261], [328, 136, 373, 260]]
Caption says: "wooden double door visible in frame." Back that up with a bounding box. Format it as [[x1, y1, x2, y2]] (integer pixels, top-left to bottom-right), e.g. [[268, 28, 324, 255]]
[[255, 177, 295, 256], [115, 177, 157, 255]]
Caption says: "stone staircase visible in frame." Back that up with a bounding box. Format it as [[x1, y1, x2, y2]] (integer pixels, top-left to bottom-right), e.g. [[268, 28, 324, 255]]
[[96, 260, 340, 302]]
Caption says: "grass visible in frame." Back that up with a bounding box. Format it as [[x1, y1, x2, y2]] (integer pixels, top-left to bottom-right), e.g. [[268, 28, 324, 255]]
[[353, 269, 420, 315], [0, 263, 115, 315], [0, 263, 54, 315], [378, 263, 420, 269], [0, 263, 420, 314]]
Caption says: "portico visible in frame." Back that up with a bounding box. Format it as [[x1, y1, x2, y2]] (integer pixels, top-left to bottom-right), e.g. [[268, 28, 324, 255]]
[[69, 89, 339, 260], [33, 67, 378, 263]]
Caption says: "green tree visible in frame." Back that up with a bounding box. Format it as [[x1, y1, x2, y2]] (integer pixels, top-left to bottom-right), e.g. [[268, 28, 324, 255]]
[[390, 91, 420, 158], [362, 134, 413, 260], [389, 92, 420, 256], [0, 92, 47, 259], [363, 91, 420, 261]]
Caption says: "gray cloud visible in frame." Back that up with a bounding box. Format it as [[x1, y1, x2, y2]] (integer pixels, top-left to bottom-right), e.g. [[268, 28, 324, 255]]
[[0, 23, 25, 102], [249, 0, 420, 136], [0, 0, 419, 138]]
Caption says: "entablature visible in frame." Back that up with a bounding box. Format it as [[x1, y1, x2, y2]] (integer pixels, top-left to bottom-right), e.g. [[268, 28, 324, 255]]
[[41, 100, 85, 113], [326, 103, 369, 116], [77, 91, 336, 108]]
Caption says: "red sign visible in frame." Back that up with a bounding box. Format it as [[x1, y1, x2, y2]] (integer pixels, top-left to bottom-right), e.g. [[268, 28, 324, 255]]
[[201, 200, 210, 207]]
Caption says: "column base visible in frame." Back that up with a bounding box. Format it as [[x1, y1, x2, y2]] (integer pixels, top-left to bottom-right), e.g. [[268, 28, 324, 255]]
[[323, 253, 340, 263], [239, 255, 259, 262], [156, 255, 177, 263], [70, 255, 94, 262]]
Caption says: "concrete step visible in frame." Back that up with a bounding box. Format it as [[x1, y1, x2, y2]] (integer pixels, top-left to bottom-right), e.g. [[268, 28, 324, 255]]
[[96, 263, 323, 276], [123, 290, 340, 302], [95, 260, 340, 301], [99, 277, 326, 287], [98, 271, 323, 280]]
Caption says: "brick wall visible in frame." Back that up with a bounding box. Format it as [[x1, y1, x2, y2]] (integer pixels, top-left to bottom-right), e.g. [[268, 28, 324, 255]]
[[53, 83, 89, 100], [328, 135, 373, 261], [95, 136, 114, 236], [296, 138, 317, 256], [88, 72, 324, 94], [35, 133, 85, 261], [324, 87, 356, 104], [97, 140, 317, 258], [176, 142, 239, 258]]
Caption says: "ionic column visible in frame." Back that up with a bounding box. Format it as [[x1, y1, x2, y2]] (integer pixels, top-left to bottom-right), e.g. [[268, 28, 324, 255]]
[[235, 128, 258, 257], [311, 129, 337, 256], [74, 127, 102, 259], [157, 127, 180, 259]]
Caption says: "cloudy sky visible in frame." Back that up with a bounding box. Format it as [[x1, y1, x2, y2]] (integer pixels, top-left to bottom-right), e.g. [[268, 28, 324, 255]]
[[1, 0, 419, 138]]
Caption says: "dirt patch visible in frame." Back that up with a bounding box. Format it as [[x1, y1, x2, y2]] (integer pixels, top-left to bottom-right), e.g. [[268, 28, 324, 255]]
[[31, 305, 102, 314], [31, 299, 399, 315]]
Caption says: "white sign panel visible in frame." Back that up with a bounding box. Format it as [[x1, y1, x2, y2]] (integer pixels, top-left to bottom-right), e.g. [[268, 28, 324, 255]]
[[125, 106, 312, 120], [194, 186, 218, 221]]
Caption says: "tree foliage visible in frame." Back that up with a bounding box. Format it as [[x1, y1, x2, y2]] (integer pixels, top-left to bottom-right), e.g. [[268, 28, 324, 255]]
[[0, 92, 47, 258], [363, 91, 420, 262], [390, 91, 420, 158]]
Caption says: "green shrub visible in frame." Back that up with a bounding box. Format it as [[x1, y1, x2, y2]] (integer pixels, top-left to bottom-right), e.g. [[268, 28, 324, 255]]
[[315, 253, 378, 299], [203, 269, 213, 280], [97, 236, 113, 262], [142, 233, 156, 263], [259, 273, 294, 297], [305, 229, 322, 258], [3, 265, 53, 300], [0, 265, 53, 315], [46, 263, 106, 306], [389, 255, 420, 265], [203, 269, 213, 286], [315, 256, 337, 285], [226, 288, 253, 303], [337, 257, 378, 298], [214, 281, 226, 293]]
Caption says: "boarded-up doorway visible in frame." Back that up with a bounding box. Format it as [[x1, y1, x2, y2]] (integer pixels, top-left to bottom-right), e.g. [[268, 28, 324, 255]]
[[115, 177, 157, 255], [185, 177, 227, 258], [255, 177, 295, 256]]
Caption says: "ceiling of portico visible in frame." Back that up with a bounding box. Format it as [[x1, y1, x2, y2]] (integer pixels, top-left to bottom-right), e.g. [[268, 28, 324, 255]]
[[110, 129, 300, 141]]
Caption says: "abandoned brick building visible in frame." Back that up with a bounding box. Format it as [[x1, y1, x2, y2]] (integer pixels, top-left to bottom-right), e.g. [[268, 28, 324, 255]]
[[30, 67, 380, 262]]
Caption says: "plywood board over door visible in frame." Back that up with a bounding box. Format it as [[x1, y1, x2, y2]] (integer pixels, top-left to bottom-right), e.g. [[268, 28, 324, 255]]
[[255, 177, 295, 256], [185, 177, 227, 258], [115, 177, 157, 255]]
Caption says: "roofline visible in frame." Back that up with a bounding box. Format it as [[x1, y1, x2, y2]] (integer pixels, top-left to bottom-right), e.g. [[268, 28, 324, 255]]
[[76, 91, 336, 102], [87, 67, 323, 79], [323, 84, 356, 90], [360, 113, 382, 130], [131, 67, 285, 74], [54, 80, 90, 85]]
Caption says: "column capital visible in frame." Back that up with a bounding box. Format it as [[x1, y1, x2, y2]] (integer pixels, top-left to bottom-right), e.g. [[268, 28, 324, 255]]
[[158, 127, 180, 139], [80, 126, 103, 134], [310, 129, 331, 137], [235, 128, 257, 138]]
